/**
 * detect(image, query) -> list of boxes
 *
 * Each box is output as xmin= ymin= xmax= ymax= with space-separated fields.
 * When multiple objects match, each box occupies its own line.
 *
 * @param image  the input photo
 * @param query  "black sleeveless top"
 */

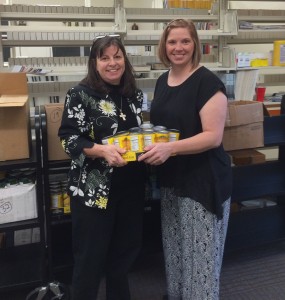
xmin=150 ymin=66 xmax=232 ymax=219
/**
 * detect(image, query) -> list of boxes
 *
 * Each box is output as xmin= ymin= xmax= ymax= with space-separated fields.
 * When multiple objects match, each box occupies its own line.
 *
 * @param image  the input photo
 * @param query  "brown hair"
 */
xmin=81 ymin=36 xmax=136 ymax=98
xmin=158 ymin=19 xmax=201 ymax=69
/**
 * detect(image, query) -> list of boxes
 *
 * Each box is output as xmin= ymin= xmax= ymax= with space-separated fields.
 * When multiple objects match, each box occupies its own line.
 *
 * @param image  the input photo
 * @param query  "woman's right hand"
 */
xmin=84 ymin=144 xmax=127 ymax=167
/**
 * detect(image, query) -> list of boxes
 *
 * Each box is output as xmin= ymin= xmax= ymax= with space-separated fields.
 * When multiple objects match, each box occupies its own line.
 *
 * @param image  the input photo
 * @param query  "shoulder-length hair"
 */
xmin=158 ymin=19 xmax=201 ymax=69
xmin=81 ymin=36 xmax=136 ymax=98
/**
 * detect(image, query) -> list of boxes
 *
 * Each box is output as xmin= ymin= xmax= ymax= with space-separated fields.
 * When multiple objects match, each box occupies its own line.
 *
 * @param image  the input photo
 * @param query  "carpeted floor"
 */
xmin=220 ymin=240 xmax=285 ymax=300
xmin=2 ymin=240 xmax=285 ymax=300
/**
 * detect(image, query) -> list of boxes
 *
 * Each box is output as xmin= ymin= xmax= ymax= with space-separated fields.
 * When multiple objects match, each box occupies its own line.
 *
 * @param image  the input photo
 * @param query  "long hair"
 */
xmin=158 ymin=19 xmax=201 ymax=69
xmin=81 ymin=36 xmax=136 ymax=98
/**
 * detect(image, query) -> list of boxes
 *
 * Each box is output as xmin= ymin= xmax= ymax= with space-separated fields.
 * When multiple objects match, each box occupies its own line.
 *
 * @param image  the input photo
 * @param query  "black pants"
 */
xmin=71 ymin=180 xmax=145 ymax=300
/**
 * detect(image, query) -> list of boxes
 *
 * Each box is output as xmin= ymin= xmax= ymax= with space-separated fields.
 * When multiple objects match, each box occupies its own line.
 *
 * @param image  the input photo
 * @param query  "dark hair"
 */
xmin=81 ymin=36 xmax=136 ymax=98
xmin=158 ymin=19 xmax=201 ymax=69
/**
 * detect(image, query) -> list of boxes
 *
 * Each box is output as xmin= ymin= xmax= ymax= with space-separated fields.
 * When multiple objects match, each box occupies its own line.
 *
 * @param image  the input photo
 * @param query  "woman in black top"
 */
xmin=59 ymin=36 xmax=147 ymax=300
xmin=139 ymin=19 xmax=232 ymax=300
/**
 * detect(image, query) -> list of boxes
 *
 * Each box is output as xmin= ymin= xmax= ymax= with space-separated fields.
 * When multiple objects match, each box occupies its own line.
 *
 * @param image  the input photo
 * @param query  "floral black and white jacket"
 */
xmin=58 ymin=83 xmax=144 ymax=210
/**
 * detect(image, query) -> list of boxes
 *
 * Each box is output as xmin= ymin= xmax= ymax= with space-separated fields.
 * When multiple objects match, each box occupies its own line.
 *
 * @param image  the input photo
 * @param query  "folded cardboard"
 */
xmin=223 ymin=100 xmax=264 ymax=151
xmin=0 ymin=183 xmax=37 ymax=224
xmin=229 ymin=149 xmax=266 ymax=166
xmin=44 ymin=103 xmax=70 ymax=161
xmin=0 ymin=73 xmax=30 ymax=161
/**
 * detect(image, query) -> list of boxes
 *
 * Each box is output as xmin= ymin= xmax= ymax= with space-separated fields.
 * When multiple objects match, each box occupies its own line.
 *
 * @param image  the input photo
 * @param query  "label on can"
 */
xmin=155 ymin=130 xmax=169 ymax=143
xmin=116 ymin=135 xmax=130 ymax=151
xmin=113 ymin=131 xmax=129 ymax=147
xmin=50 ymin=191 xmax=63 ymax=209
xmin=143 ymin=129 xmax=155 ymax=147
xmin=102 ymin=135 xmax=114 ymax=145
xmin=168 ymin=129 xmax=180 ymax=142
xmin=129 ymin=133 xmax=143 ymax=152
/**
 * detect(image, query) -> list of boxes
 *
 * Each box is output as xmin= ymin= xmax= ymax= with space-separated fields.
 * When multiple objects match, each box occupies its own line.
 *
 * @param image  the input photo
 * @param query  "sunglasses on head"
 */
xmin=94 ymin=34 xmax=121 ymax=41
xmin=166 ymin=19 xmax=186 ymax=27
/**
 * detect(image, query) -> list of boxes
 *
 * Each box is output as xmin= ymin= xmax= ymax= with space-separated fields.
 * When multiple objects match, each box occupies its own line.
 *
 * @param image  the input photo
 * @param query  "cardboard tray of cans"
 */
xmin=102 ymin=123 xmax=180 ymax=161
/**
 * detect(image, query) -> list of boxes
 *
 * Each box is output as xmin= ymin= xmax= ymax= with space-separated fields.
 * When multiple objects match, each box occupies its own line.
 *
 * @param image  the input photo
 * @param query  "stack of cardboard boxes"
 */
xmin=0 ymin=73 xmax=37 ymax=225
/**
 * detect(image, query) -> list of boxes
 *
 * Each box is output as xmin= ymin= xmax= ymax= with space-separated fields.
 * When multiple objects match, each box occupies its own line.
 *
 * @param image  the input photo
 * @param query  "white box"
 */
xmin=0 ymin=183 xmax=37 ymax=224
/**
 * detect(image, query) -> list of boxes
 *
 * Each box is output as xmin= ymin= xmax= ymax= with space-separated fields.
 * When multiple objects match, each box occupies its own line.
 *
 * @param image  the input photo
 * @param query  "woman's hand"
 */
xmin=84 ymin=144 xmax=127 ymax=167
xmin=138 ymin=143 xmax=174 ymax=165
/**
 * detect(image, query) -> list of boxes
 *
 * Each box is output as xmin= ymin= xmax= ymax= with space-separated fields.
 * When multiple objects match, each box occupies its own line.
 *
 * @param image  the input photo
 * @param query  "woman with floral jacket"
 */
xmin=58 ymin=36 xmax=147 ymax=300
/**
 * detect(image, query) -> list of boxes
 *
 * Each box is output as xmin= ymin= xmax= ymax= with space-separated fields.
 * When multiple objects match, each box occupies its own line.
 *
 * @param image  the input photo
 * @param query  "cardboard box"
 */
xmin=223 ymin=100 xmax=264 ymax=151
xmin=229 ymin=149 xmax=266 ymax=166
xmin=0 ymin=183 xmax=37 ymax=224
xmin=0 ymin=73 xmax=30 ymax=161
xmin=44 ymin=104 xmax=69 ymax=161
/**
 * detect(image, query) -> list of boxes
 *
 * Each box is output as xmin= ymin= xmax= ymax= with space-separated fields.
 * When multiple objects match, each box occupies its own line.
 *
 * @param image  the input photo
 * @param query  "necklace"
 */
xmin=109 ymin=95 xmax=126 ymax=121
xmin=117 ymin=97 xmax=126 ymax=121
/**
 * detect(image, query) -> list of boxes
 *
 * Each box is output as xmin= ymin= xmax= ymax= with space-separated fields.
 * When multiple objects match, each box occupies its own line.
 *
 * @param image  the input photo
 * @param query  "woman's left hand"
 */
xmin=138 ymin=143 xmax=173 ymax=165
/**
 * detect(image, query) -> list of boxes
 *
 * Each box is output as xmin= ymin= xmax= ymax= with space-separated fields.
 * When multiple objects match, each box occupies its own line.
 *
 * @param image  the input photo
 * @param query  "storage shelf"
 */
xmin=126 ymin=14 xmax=218 ymax=22
xmin=0 ymin=141 xmax=37 ymax=171
xmin=231 ymin=115 xmax=285 ymax=203
xmin=0 ymin=219 xmax=40 ymax=232
xmin=2 ymin=40 xmax=95 ymax=47
xmin=0 ymin=243 xmax=44 ymax=291
xmin=126 ymin=29 xmax=235 ymax=38
xmin=238 ymin=29 xmax=285 ymax=34
xmin=1 ymin=25 xmax=122 ymax=33
xmin=227 ymin=38 xmax=283 ymax=44
xmin=253 ymin=67 xmax=285 ymax=75
xmin=0 ymin=106 xmax=46 ymax=292
xmin=0 ymin=12 xmax=115 ymax=22
xmin=264 ymin=115 xmax=285 ymax=147
xmin=232 ymin=160 xmax=285 ymax=202
xmin=238 ymin=15 xmax=285 ymax=22
xmin=51 ymin=213 xmax=71 ymax=226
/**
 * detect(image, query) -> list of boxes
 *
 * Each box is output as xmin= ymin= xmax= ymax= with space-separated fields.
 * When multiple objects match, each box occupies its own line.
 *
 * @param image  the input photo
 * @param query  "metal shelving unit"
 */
xmin=226 ymin=106 xmax=285 ymax=252
xmin=39 ymin=105 xmax=73 ymax=282
xmin=0 ymin=106 xmax=47 ymax=292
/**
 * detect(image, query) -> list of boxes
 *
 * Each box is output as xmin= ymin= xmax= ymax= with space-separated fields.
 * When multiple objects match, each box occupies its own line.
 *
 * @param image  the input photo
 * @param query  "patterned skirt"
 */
xmin=160 ymin=187 xmax=231 ymax=300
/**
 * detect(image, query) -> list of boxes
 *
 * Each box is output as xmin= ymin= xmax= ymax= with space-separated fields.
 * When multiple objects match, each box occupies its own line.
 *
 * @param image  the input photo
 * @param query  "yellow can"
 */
xmin=129 ymin=132 xmax=144 ymax=152
xmin=143 ymin=129 xmax=156 ymax=147
xmin=155 ymin=130 xmax=169 ymax=143
xmin=116 ymin=135 xmax=131 ymax=151
xmin=168 ymin=129 xmax=180 ymax=142
xmin=140 ymin=122 xmax=154 ymax=130
xmin=153 ymin=125 xmax=166 ymax=131
xmin=113 ymin=131 xmax=129 ymax=148
xmin=50 ymin=189 xmax=63 ymax=209
xmin=62 ymin=192 xmax=71 ymax=214
xmin=272 ymin=40 xmax=285 ymax=66
xmin=102 ymin=135 xmax=114 ymax=145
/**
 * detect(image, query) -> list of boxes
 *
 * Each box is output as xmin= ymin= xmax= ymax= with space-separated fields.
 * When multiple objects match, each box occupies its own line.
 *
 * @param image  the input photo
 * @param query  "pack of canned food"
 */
xmin=49 ymin=178 xmax=70 ymax=215
xmin=102 ymin=123 xmax=180 ymax=161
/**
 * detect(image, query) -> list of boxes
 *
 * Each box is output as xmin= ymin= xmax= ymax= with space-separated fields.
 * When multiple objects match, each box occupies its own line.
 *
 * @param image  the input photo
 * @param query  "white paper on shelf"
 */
xmin=235 ymin=69 xmax=259 ymax=100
